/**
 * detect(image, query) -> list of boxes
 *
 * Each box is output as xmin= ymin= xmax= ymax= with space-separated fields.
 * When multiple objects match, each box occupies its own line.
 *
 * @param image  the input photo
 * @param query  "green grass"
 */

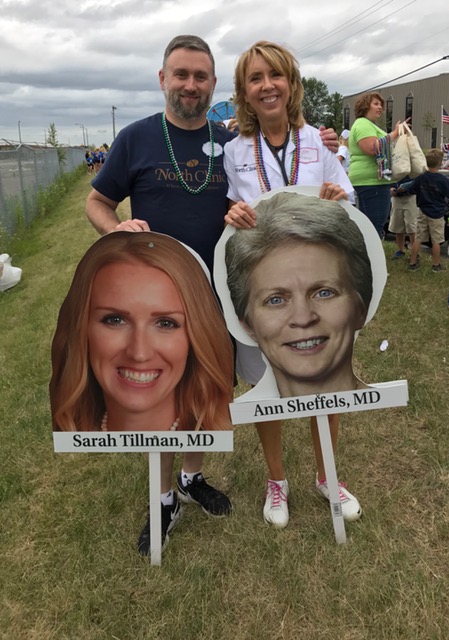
xmin=1 ymin=177 xmax=449 ymax=639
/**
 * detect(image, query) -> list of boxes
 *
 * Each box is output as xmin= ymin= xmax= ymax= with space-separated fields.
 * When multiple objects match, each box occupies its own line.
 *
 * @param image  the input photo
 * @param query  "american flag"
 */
xmin=443 ymin=107 xmax=449 ymax=125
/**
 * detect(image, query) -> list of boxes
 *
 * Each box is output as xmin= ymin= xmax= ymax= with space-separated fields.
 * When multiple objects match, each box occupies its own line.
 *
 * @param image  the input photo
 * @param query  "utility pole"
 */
xmin=75 ymin=123 xmax=86 ymax=146
xmin=112 ymin=106 xmax=117 ymax=140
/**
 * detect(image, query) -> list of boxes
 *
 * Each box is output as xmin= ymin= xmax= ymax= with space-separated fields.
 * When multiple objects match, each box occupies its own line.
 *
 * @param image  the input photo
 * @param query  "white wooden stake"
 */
xmin=316 ymin=415 xmax=346 ymax=544
xmin=148 ymin=452 xmax=162 ymax=565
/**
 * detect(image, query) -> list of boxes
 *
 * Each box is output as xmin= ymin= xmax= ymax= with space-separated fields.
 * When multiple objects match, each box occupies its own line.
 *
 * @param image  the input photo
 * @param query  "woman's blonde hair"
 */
xmin=50 ymin=232 xmax=234 ymax=432
xmin=234 ymin=41 xmax=305 ymax=136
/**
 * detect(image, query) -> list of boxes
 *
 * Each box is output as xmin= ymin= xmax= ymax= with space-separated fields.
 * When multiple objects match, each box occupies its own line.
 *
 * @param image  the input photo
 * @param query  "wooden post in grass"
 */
xmin=148 ymin=453 xmax=162 ymax=564
xmin=230 ymin=381 xmax=408 ymax=544
xmin=316 ymin=415 xmax=345 ymax=543
xmin=53 ymin=431 xmax=233 ymax=565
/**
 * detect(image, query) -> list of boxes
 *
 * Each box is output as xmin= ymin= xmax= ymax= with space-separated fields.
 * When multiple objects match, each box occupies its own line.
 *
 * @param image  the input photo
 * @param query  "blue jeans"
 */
xmin=355 ymin=185 xmax=391 ymax=239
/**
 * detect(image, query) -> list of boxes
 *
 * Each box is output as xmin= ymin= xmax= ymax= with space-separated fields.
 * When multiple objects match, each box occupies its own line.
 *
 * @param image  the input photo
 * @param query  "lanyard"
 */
xmin=262 ymin=129 xmax=290 ymax=186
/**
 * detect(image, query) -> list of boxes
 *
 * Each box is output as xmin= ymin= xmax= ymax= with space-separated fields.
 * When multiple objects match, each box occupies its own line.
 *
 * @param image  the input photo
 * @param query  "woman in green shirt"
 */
xmin=349 ymin=92 xmax=402 ymax=238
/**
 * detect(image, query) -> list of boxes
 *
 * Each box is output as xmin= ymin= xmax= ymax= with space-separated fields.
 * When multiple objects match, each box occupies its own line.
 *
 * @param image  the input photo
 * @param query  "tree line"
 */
xmin=301 ymin=77 xmax=343 ymax=133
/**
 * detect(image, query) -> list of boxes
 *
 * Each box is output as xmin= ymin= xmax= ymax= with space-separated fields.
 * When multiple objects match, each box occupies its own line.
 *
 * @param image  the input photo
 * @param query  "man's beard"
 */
xmin=164 ymin=87 xmax=212 ymax=121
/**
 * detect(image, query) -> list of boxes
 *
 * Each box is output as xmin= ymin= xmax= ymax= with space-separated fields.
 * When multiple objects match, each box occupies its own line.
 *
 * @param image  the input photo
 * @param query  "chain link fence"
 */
xmin=0 ymin=143 xmax=85 ymax=239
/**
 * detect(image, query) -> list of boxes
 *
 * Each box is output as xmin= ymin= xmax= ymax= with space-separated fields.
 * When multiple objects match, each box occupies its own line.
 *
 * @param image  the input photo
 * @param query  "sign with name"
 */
xmin=53 ymin=430 xmax=233 ymax=453
xmin=230 ymin=381 xmax=408 ymax=425
xmin=53 ymin=431 xmax=233 ymax=566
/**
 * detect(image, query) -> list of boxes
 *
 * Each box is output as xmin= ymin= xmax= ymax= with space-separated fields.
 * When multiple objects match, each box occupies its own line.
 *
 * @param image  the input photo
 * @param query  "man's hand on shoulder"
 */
xmin=319 ymin=125 xmax=338 ymax=154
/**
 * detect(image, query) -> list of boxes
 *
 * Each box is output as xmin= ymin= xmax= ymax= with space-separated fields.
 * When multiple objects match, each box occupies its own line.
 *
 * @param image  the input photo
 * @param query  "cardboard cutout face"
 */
xmin=241 ymin=242 xmax=367 ymax=397
xmin=87 ymin=261 xmax=190 ymax=431
xmin=50 ymin=231 xmax=234 ymax=432
xmin=214 ymin=186 xmax=387 ymax=401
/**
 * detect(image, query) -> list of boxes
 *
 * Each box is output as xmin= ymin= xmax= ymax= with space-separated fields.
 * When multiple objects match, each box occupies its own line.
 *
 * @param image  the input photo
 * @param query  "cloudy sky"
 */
xmin=1 ymin=0 xmax=448 ymax=147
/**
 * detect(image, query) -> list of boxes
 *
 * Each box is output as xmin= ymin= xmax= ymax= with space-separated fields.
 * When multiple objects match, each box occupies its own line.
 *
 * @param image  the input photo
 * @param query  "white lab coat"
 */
xmin=224 ymin=124 xmax=354 ymax=204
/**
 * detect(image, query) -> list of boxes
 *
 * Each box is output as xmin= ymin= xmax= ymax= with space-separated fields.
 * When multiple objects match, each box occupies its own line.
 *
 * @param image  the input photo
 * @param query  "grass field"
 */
xmin=1 ymin=173 xmax=449 ymax=639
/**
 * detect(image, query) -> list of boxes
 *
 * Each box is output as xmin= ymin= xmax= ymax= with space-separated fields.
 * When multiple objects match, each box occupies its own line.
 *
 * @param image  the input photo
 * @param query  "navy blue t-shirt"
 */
xmin=92 ymin=113 xmax=236 ymax=272
xmin=402 ymin=171 xmax=449 ymax=219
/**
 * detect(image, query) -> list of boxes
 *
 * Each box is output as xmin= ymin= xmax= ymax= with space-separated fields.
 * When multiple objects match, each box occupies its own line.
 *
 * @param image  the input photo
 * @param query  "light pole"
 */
xmin=112 ymin=106 xmax=117 ymax=140
xmin=75 ymin=123 xmax=86 ymax=146
xmin=18 ymin=121 xmax=22 ymax=143
xmin=85 ymin=126 xmax=89 ymax=147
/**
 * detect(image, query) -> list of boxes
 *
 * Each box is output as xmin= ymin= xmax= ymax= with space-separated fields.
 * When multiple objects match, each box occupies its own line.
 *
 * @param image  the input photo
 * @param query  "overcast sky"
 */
xmin=1 ymin=0 xmax=448 ymax=147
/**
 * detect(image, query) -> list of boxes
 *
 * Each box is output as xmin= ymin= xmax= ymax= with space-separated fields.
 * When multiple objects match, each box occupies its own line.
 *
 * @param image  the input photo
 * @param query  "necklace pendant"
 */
xmin=162 ymin=113 xmax=215 ymax=195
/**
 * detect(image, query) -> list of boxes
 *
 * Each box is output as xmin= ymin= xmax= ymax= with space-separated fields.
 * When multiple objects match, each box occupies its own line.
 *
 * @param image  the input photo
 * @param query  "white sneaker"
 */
xmin=0 ymin=254 xmax=22 ymax=292
xmin=263 ymin=479 xmax=289 ymax=529
xmin=315 ymin=476 xmax=362 ymax=522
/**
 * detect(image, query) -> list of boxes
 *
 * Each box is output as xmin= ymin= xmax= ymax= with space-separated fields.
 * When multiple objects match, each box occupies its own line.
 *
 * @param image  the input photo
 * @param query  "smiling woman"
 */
xmin=87 ymin=261 xmax=190 ymax=431
xmin=242 ymin=243 xmax=367 ymax=397
xmin=219 ymin=190 xmax=377 ymax=526
xmin=223 ymin=39 xmax=353 ymax=220
xmin=225 ymin=192 xmax=373 ymax=396
xmin=49 ymin=230 xmax=234 ymax=556
xmin=50 ymin=231 xmax=233 ymax=433
xmin=220 ymin=40 xmax=359 ymax=529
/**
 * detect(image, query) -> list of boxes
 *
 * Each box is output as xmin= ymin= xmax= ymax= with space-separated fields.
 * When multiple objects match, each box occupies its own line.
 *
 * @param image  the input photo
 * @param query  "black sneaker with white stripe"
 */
xmin=177 ymin=472 xmax=232 ymax=517
xmin=137 ymin=492 xmax=182 ymax=556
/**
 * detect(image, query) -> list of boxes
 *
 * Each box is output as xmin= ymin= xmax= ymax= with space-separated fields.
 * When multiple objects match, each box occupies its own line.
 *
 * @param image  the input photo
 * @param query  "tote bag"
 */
xmin=403 ymin=122 xmax=427 ymax=177
xmin=391 ymin=124 xmax=411 ymax=181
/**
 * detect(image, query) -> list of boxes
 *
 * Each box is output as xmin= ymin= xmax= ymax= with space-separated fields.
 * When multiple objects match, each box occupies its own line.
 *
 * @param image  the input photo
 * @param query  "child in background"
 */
xmin=337 ymin=130 xmax=351 ymax=174
xmin=337 ymin=130 xmax=355 ymax=204
xmin=398 ymin=149 xmax=449 ymax=272
xmin=389 ymin=176 xmax=418 ymax=259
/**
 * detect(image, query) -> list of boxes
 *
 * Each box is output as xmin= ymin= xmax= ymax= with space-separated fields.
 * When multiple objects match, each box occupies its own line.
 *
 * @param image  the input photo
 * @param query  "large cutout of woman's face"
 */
xmin=214 ymin=186 xmax=387 ymax=400
xmin=50 ymin=230 xmax=235 ymax=433
xmin=242 ymin=242 xmax=367 ymax=397
xmin=88 ymin=261 xmax=189 ymax=429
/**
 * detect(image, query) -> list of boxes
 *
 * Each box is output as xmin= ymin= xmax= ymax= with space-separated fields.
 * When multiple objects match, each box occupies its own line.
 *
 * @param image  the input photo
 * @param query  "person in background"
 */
xmin=337 ymin=129 xmax=351 ymax=174
xmin=92 ymin=148 xmax=101 ymax=174
xmin=398 ymin=149 xmax=449 ymax=272
xmin=389 ymin=176 xmax=418 ymax=259
xmin=85 ymin=151 xmax=94 ymax=174
xmin=98 ymin=146 xmax=107 ymax=168
xmin=348 ymin=92 xmax=406 ymax=238
xmin=227 ymin=118 xmax=239 ymax=133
